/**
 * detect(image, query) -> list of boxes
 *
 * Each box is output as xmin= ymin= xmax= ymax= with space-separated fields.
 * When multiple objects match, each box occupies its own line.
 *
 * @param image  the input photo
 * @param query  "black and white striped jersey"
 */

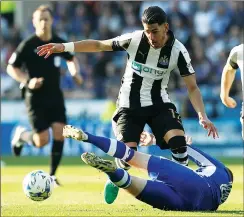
xmin=112 ymin=30 xmax=195 ymax=108
xmin=227 ymin=44 xmax=244 ymax=138
xmin=227 ymin=44 xmax=243 ymax=101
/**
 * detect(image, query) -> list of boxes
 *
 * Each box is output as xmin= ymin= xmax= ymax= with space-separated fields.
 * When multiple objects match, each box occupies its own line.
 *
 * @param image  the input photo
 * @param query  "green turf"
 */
xmin=1 ymin=156 xmax=243 ymax=165
xmin=1 ymin=157 xmax=243 ymax=216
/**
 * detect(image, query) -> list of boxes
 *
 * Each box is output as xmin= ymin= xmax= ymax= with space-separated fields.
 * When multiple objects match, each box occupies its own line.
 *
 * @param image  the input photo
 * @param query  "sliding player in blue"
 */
xmin=63 ymin=125 xmax=233 ymax=211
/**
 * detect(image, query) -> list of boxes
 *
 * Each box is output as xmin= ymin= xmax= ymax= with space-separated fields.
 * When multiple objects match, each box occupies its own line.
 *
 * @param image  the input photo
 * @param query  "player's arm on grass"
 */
xmin=139 ymin=132 xmax=213 ymax=168
xmin=139 ymin=131 xmax=192 ymax=146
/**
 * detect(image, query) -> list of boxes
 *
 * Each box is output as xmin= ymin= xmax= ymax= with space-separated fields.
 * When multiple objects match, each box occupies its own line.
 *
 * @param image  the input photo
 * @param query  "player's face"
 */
xmin=33 ymin=10 xmax=53 ymax=33
xmin=143 ymin=22 xmax=169 ymax=49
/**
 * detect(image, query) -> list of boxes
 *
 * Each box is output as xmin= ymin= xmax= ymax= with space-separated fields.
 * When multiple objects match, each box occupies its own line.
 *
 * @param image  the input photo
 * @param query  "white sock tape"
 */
xmin=62 ymin=42 xmax=74 ymax=52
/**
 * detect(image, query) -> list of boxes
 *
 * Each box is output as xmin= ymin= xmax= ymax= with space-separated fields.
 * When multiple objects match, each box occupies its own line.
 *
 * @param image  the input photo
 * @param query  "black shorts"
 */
xmin=112 ymin=103 xmax=184 ymax=149
xmin=27 ymin=102 xmax=66 ymax=133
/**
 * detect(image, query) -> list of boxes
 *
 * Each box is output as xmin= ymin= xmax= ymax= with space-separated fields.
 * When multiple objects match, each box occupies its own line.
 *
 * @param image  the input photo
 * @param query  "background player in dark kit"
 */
xmin=7 ymin=5 xmax=83 ymax=185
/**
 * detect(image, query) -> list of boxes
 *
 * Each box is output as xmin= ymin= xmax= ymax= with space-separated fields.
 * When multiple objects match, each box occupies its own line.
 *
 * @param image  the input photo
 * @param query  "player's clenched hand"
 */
xmin=220 ymin=96 xmax=237 ymax=108
xmin=37 ymin=43 xmax=65 ymax=59
xmin=28 ymin=77 xmax=44 ymax=89
xmin=199 ymin=116 xmax=219 ymax=139
xmin=139 ymin=131 xmax=155 ymax=146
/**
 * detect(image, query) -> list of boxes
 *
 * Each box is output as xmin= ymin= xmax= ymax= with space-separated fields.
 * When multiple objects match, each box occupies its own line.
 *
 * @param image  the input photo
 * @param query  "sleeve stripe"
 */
xmin=187 ymin=146 xmax=214 ymax=167
xmin=112 ymin=39 xmax=132 ymax=51
xmin=177 ymin=51 xmax=194 ymax=76
xmin=112 ymin=41 xmax=125 ymax=51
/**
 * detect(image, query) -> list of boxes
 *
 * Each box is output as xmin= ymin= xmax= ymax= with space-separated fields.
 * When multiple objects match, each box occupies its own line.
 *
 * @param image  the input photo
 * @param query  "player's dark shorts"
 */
xmin=26 ymin=96 xmax=66 ymax=133
xmin=112 ymin=103 xmax=184 ymax=149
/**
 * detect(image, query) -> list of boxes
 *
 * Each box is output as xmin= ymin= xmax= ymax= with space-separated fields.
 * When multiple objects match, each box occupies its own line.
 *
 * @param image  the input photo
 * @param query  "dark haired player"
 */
xmin=37 ymin=6 xmax=218 ymax=201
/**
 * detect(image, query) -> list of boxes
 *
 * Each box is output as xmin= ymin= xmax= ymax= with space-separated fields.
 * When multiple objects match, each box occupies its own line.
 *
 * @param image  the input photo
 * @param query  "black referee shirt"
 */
xmin=9 ymin=34 xmax=74 ymax=98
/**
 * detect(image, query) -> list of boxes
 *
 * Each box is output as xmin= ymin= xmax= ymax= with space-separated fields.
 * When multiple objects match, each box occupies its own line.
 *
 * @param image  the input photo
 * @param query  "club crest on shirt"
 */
xmin=158 ymin=55 xmax=169 ymax=66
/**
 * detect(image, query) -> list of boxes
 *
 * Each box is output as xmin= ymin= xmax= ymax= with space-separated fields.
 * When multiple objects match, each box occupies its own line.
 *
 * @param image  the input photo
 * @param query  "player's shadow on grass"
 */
xmin=202 ymin=210 xmax=244 ymax=215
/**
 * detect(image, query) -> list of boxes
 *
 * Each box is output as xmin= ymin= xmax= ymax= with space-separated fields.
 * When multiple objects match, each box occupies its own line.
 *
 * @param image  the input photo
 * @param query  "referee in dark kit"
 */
xmin=7 ymin=5 xmax=82 ymax=186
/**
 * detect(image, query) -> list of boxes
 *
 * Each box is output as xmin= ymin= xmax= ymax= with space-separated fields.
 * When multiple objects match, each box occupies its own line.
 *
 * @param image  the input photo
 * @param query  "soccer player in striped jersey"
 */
xmin=220 ymin=44 xmax=244 ymax=140
xmin=37 ymin=6 xmax=218 ymax=204
xmin=63 ymin=125 xmax=233 ymax=211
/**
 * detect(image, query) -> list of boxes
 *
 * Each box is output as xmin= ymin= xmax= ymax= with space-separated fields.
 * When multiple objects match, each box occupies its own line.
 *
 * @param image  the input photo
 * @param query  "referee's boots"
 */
xmin=11 ymin=126 xmax=26 ymax=156
xmin=51 ymin=175 xmax=62 ymax=187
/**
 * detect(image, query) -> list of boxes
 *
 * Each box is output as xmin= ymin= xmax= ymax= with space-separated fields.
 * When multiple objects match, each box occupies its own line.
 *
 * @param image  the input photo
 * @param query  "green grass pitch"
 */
xmin=1 ymin=156 xmax=243 ymax=216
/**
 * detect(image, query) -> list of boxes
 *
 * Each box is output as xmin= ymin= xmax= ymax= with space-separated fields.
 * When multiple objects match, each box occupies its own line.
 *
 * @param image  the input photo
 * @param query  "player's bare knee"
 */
xmin=52 ymin=123 xmax=65 ymax=141
xmin=127 ymin=151 xmax=150 ymax=170
xmin=33 ymin=136 xmax=49 ymax=147
xmin=33 ymin=132 xmax=49 ymax=147
xmin=125 ymin=176 xmax=147 ymax=197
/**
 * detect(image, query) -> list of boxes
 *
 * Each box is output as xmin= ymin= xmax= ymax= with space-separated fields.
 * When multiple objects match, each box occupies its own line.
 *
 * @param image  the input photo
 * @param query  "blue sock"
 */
xmin=106 ymin=168 xmax=131 ymax=188
xmin=85 ymin=132 xmax=135 ymax=162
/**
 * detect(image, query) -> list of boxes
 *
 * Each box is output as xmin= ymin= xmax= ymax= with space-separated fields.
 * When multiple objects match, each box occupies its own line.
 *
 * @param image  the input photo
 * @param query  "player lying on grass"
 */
xmin=63 ymin=125 xmax=233 ymax=211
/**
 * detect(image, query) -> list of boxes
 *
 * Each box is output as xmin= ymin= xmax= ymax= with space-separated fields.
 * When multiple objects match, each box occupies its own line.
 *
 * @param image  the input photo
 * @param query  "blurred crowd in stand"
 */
xmin=1 ymin=1 xmax=243 ymax=118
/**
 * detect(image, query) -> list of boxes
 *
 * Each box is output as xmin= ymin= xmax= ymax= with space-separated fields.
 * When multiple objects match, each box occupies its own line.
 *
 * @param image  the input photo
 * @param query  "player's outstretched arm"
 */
xmin=37 ymin=39 xmax=113 ymax=59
